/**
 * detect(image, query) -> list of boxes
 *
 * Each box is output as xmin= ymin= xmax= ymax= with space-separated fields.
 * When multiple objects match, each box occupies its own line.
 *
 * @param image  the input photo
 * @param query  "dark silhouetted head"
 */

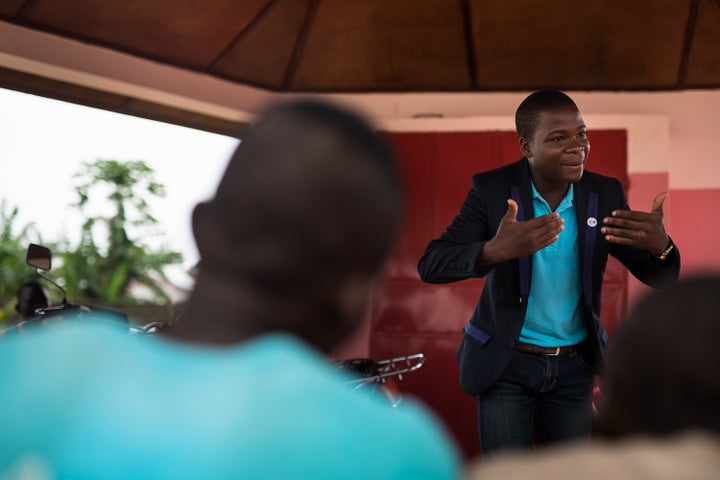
xmin=595 ymin=274 xmax=720 ymax=438
xmin=190 ymin=99 xmax=402 ymax=351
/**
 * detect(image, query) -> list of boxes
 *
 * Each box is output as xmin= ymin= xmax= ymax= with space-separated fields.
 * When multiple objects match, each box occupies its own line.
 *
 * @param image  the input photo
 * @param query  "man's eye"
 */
xmin=551 ymin=137 xmax=564 ymax=142
xmin=578 ymin=131 xmax=588 ymax=138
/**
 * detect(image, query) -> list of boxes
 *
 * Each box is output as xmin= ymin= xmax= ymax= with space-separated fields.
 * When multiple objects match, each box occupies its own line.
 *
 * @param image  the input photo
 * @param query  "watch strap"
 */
xmin=657 ymin=242 xmax=675 ymax=261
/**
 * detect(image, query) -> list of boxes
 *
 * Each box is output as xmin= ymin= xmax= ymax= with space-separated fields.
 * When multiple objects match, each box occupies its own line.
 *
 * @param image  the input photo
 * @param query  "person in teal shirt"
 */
xmin=0 ymin=99 xmax=460 ymax=479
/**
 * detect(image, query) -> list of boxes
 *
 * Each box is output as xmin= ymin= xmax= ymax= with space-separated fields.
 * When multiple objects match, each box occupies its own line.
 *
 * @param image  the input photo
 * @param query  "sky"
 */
xmin=0 ymin=87 xmax=240 ymax=289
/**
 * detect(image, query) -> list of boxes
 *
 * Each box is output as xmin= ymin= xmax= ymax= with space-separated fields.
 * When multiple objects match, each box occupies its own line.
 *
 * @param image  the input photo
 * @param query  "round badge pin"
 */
xmin=587 ymin=217 xmax=598 ymax=227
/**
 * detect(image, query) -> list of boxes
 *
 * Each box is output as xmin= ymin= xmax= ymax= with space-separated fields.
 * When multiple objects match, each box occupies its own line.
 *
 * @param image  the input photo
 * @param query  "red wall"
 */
xmin=368 ymin=130 xmax=628 ymax=458
xmin=667 ymin=188 xmax=720 ymax=275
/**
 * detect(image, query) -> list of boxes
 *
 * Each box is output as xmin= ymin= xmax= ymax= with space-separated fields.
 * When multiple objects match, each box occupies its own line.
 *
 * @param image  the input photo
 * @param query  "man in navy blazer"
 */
xmin=418 ymin=90 xmax=680 ymax=453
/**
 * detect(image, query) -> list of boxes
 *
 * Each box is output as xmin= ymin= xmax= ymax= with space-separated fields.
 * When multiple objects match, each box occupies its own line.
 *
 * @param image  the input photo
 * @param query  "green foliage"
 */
xmin=0 ymin=200 xmax=46 ymax=323
xmin=58 ymin=159 xmax=182 ymax=304
xmin=0 ymin=160 xmax=182 ymax=316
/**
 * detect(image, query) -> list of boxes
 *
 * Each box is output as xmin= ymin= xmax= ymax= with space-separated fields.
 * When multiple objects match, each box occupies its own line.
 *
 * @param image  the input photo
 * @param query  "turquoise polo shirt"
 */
xmin=0 ymin=324 xmax=460 ymax=479
xmin=519 ymin=182 xmax=587 ymax=347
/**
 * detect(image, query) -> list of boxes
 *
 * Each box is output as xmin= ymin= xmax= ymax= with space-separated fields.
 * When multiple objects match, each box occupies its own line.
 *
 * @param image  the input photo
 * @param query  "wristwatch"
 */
xmin=656 ymin=242 xmax=675 ymax=261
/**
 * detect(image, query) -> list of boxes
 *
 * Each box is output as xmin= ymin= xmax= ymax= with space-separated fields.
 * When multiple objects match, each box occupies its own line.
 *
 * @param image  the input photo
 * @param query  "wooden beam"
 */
xmin=0 ymin=66 xmax=246 ymax=138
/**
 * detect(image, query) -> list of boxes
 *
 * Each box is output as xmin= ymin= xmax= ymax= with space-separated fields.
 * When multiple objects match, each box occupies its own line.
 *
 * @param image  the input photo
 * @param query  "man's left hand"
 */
xmin=601 ymin=192 xmax=670 ymax=256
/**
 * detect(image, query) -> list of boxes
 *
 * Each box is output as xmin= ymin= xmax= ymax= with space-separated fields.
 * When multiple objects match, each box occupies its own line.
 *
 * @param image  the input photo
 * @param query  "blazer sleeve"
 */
xmin=417 ymin=181 xmax=495 ymax=284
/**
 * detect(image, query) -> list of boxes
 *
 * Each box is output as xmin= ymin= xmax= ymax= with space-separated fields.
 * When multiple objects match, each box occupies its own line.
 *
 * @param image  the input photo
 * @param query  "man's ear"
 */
xmin=519 ymin=137 xmax=532 ymax=158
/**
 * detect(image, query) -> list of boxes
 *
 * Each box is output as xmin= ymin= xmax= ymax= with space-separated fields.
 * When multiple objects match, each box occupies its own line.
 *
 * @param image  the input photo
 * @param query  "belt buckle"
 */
xmin=547 ymin=347 xmax=561 ymax=356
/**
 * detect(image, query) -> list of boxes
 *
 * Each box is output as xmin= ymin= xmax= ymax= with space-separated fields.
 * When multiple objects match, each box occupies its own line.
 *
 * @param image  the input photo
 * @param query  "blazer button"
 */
xmin=519 ymin=297 xmax=523 ymax=305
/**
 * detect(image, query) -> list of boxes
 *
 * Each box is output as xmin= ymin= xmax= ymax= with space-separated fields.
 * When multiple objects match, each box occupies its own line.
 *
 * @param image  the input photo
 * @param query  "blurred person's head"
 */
xmin=179 ymin=99 xmax=402 ymax=352
xmin=595 ymin=274 xmax=720 ymax=438
xmin=15 ymin=281 xmax=48 ymax=319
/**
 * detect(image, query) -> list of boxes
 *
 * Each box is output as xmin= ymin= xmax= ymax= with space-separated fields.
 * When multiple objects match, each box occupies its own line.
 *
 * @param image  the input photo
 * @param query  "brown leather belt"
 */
xmin=516 ymin=342 xmax=576 ymax=356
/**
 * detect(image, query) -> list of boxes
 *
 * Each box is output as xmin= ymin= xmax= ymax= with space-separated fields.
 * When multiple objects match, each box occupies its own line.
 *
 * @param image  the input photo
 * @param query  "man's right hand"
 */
xmin=478 ymin=199 xmax=563 ymax=267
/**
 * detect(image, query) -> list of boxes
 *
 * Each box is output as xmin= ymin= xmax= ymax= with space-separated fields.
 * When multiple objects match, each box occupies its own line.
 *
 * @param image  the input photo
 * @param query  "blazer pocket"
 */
xmin=456 ymin=322 xmax=494 ymax=396
xmin=462 ymin=321 xmax=491 ymax=346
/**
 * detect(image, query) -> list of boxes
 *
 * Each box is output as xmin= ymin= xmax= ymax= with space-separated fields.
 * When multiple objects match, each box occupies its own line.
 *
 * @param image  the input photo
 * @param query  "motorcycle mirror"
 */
xmin=26 ymin=243 xmax=52 ymax=271
xmin=26 ymin=243 xmax=68 ymax=306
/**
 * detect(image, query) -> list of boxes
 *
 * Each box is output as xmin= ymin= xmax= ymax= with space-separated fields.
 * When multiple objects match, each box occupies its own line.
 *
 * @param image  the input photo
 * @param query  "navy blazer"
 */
xmin=418 ymin=158 xmax=680 ymax=396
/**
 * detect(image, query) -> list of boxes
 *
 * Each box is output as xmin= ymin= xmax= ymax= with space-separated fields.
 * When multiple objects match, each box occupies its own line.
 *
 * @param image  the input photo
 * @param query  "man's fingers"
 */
xmin=503 ymin=199 xmax=518 ymax=222
xmin=651 ymin=192 xmax=667 ymax=214
xmin=602 ymin=226 xmax=642 ymax=241
xmin=533 ymin=215 xmax=564 ymax=244
xmin=531 ymin=211 xmax=561 ymax=225
xmin=608 ymin=192 xmax=667 ymax=220
xmin=604 ymin=234 xmax=635 ymax=246
xmin=538 ymin=229 xmax=562 ymax=246
xmin=603 ymin=215 xmax=642 ymax=229
xmin=523 ymin=212 xmax=563 ymax=237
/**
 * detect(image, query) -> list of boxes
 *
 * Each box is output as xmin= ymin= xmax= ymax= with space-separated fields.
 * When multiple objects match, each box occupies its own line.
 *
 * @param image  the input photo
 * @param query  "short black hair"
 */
xmin=515 ymin=90 xmax=579 ymax=139
xmin=595 ymin=274 xmax=720 ymax=438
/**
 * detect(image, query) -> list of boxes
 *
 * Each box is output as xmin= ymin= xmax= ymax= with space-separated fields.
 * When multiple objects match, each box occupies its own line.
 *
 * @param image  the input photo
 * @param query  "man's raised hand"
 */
xmin=480 ymin=199 xmax=564 ymax=266
xmin=601 ymin=192 xmax=670 ymax=256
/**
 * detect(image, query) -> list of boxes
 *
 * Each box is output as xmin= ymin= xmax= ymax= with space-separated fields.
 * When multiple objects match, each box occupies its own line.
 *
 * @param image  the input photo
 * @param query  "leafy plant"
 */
xmin=58 ymin=159 xmax=182 ymax=304
xmin=0 ymin=199 xmax=49 ymax=323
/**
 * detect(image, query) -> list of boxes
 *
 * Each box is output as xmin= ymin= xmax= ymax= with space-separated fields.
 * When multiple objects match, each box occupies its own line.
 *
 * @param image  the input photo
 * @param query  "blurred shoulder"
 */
xmin=466 ymin=432 xmax=720 ymax=480
xmin=471 ymin=159 xmax=525 ymax=190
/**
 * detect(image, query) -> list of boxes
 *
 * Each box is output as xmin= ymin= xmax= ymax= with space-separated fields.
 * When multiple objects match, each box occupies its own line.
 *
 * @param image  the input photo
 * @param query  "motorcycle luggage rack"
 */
xmin=338 ymin=353 xmax=425 ymax=388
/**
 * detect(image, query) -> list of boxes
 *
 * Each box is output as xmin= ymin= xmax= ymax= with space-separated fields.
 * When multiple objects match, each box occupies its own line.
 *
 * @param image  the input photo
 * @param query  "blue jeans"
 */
xmin=477 ymin=344 xmax=594 ymax=454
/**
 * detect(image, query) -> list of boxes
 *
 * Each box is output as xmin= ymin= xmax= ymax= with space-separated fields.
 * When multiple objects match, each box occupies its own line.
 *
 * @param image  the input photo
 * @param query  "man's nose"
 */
xmin=568 ymin=138 xmax=589 ymax=152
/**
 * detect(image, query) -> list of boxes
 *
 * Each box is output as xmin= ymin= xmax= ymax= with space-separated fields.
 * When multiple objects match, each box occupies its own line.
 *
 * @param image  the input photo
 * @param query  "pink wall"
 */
xmin=626 ymin=173 xmax=671 ymax=305
xmin=668 ymin=189 xmax=720 ymax=274
xmin=627 ymin=174 xmax=720 ymax=307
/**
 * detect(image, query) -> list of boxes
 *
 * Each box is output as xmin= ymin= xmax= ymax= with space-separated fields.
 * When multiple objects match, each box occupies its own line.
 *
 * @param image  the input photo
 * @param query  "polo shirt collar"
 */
xmin=530 ymin=182 xmax=575 ymax=213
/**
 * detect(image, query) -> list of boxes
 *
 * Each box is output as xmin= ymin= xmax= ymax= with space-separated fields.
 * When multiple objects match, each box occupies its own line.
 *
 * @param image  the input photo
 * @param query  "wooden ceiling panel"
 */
xmin=1 ymin=0 xmax=718 ymax=104
xmin=471 ymin=0 xmax=690 ymax=90
xmin=0 ymin=0 xmax=25 ymax=17
xmin=21 ymin=0 xmax=270 ymax=70
xmin=684 ymin=0 xmax=720 ymax=87
xmin=292 ymin=1 xmax=391 ymax=91
xmin=210 ymin=0 xmax=311 ymax=90
xmin=471 ymin=2 xmax=595 ymax=89
xmin=292 ymin=0 xmax=471 ymax=91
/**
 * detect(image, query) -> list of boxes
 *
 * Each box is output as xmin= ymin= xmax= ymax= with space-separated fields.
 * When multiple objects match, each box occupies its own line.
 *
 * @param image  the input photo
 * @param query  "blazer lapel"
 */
xmin=510 ymin=158 xmax=535 ymax=299
xmin=513 ymin=158 xmax=534 ymax=221
xmin=574 ymin=178 xmax=599 ymax=307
